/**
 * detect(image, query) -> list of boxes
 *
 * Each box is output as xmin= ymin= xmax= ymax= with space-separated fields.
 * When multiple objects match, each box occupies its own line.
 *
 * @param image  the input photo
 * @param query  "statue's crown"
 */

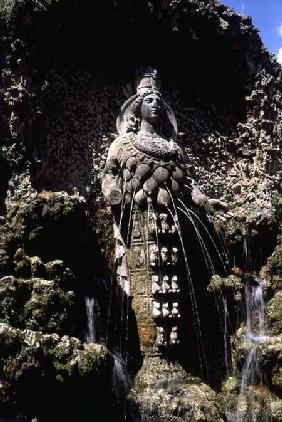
xmin=136 ymin=67 xmax=160 ymax=95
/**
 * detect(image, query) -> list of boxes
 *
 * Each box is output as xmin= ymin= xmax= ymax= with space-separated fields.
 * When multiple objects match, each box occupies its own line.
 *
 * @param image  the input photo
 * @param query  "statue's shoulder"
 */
xmin=108 ymin=133 xmax=135 ymax=159
xmin=110 ymin=133 xmax=135 ymax=147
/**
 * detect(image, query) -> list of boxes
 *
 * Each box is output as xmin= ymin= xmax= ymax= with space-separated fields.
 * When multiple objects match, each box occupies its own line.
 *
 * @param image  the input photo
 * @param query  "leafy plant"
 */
xmin=0 ymin=0 xmax=14 ymax=20
xmin=271 ymin=192 xmax=282 ymax=220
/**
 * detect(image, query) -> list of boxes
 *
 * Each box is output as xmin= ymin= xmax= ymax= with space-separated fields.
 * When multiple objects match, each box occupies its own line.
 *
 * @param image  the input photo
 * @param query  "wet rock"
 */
xmin=30 ymin=256 xmax=46 ymax=278
xmin=0 ymin=0 xmax=281 ymax=420
xmin=133 ymin=357 xmax=224 ymax=422
xmin=23 ymin=278 xmax=75 ymax=335
xmin=172 ymin=167 xmax=184 ymax=182
xmin=266 ymin=292 xmax=282 ymax=336
xmin=0 ymin=323 xmax=115 ymax=420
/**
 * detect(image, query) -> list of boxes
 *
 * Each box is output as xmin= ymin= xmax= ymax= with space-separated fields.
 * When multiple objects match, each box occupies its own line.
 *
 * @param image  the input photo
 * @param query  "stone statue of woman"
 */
xmin=102 ymin=68 xmax=225 ymax=211
xmin=102 ymin=69 xmax=227 ymax=353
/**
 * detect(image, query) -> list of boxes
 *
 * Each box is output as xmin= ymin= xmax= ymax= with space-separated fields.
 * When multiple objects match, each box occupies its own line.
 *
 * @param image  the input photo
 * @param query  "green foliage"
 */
xmin=94 ymin=198 xmax=115 ymax=266
xmin=0 ymin=0 xmax=14 ymax=20
xmin=271 ymin=192 xmax=282 ymax=220
xmin=0 ymin=144 xmax=24 ymax=170
xmin=24 ymin=282 xmax=76 ymax=334
xmin=0 ymin=324 xmax=113 ymax=384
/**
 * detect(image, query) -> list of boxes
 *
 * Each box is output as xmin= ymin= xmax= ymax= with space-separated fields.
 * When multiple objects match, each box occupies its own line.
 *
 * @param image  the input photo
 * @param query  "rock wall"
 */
xmin=0 ymin=0 xmax=281 ymax=421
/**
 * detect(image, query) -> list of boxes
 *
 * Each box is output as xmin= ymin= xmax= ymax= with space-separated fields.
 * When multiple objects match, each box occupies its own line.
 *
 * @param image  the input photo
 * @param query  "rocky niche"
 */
xmin=0 ymin=0 xmax=281 ymax=421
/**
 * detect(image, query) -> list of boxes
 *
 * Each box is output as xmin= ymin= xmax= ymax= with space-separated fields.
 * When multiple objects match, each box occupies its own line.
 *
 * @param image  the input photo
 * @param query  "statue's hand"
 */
xmin=107 ymin=188 xmax=123 ymax=205
xmin=191 ymin=187 xmax=208 ymax=208
xmin=101 ymin=174 xmax=122 ymax=205
xmin=205 ymin=198 xmax=228 ymax=213
xmin=191 ymin=187 xmax=228 ymax=213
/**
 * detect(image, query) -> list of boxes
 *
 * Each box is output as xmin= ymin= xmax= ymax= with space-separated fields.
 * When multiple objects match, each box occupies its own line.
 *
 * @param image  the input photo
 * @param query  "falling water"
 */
xmin=165 ymin=188 xmax=207 ymax=378
xmin=126 ymin=190 xmax=136 ymax=246
xmin=178 ymin=197 xmax=228 ymax=273
xmin=245 ymin=280 xmax=266 ymax=339
xmin=85 ymin=295 xmax=96 ymax=344
xmin=177 ymin=204 xmax=215 ymax=275
xmin=118 ymin=182 xmax=127 ymax=231
xmin=231 ymin=277 xmax=269 ymax=422
xmin=239 ymin=279 xmax=266 ymax=392
xmin=178 ymin=196 xmax=232 ymax=376
xmin=112 ymin=354 xmax=130 ymax=403
xmin=223 ymin=295 xmax=232 ymax=376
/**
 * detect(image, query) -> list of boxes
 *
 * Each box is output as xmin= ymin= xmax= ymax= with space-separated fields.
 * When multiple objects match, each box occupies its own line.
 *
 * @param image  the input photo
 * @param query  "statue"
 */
xmin=102 ymin=68 xmax=227 ymax=353
xmin=162 ymin=275 xmax=170 ymax=293
xmin=102 ymin=68 xmax=184 ymax=208
xmin=152 ymin=275 xmax=161 ymax=294
xmin=170 ymin=326 xmax=179 ymax=345
xmin=171 ymin=275 xmax=180 ymax=293
xmin=102 ymin=69 xmax=226 ymax=212
xmin=152 ymin=300 xmax=162 ymax=318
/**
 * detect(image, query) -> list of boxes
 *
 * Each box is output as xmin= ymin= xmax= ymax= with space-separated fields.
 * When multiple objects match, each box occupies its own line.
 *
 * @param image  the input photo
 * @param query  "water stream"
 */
xmin=112 ymin=354 xmax=131 ymax=403
xmin=177 ymin=194 xmax=232 ymax=377
xmin=106 ymin=176 xmax=272 ymax=420
xmin=85 ymin=295 xmax=96 ymax=344
xmin=166 ymin=189 xmax=207 ymax=378
xmin=227 ymin=277 xmax=270 ymax=422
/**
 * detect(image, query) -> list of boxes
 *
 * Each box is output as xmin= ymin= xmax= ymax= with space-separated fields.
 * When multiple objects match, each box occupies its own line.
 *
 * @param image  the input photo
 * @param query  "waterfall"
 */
xmin=85 ymin=295 xmax=96 ymax=344
xmin=240 ymin=278 xmax=267 ymax=394
xmin=112 ymin=354 xmax=130 ymax=403
xmin=229 ymin=277 xmax=270 ymax=422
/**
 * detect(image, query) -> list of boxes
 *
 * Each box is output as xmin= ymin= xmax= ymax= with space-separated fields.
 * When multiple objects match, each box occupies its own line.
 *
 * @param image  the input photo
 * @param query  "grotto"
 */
xmin=0 ymin=0 xmax=281 ymax=421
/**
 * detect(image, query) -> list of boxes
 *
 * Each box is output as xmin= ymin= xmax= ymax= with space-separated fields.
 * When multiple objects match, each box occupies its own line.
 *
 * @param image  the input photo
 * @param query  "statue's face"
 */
xmin=141 ymin=93 xmax=163 ymax=123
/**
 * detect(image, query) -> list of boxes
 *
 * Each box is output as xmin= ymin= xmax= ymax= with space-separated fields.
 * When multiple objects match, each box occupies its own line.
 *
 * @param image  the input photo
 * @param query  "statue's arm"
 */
xmin=101 ymin=140 xmax=123 ymax=205
xmin=191 ymin=184 xmax=228 ymax=213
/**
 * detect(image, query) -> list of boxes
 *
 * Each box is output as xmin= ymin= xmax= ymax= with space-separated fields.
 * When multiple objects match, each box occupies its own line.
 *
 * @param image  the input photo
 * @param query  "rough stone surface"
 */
xmin=0 ymin=323 xmax=115 ymax=421
xmin=0 ymin=0 xmax=281 ymax=421
xmin=132 ymin=357 xmax=224 ymax=422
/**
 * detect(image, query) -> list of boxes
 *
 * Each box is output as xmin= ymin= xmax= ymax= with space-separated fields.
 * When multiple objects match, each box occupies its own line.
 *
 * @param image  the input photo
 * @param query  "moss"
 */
xmin=23 ymin=280 xmax=76 ymax=335
xmin=266 ymin=292 xmax=282 ymax=335
xmin=0 ymin=272 xmax=77 ymax=335
xmin=0 ymin=277 xmax=31 ymax=327
xmin=260 ymin=237 xmax=282 ymax=296
xmin=78 ymin=343 xmax=112 ymax=376
xmin=208 ymin=274 xmax=242 ymax=294
xmin=271 ymin=192 xmax=282 ymax=221
xmin=5 ymin=191 xmax=88 ymax=261
xmin=273 ymin=370 xmax=282 ymax=391
xmin=0 ymin=145 xmax=23 ymax=168
xmin=0 ymin=248 xmax=10 ymax=276
xmin=222 ymin=375 xmax=240 ymax=393
xmin=93 ymin=197 xmax=115 ymax=268
xmin=51 ymin=342 xmax=113 ymax=381
xmin=271 ymin=245 xmax=282 ymax=277
xmin=44 ymin=260 xmax=75 ymax=290
xmin=13 ymin=248 xmax=31 ymax=278
xmin=0 ymin=324 xmax=113 ymax=420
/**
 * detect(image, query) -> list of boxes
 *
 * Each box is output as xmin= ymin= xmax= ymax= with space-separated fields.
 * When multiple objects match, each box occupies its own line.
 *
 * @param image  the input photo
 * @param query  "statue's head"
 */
xmin=116 ymin=68 xmax=177 ymax=140
xmin=140 ymin=92 xmax=163 ymax=124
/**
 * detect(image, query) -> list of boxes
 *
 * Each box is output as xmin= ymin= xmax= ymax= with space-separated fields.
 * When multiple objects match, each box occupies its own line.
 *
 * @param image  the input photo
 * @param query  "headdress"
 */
xmin=116 ymin=67 xmax=177 ymax=140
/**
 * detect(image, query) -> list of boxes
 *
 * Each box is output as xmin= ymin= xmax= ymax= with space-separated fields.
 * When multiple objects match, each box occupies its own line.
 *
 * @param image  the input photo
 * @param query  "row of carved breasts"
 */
xmin=108 ymin=135 xmax=187 ymax=207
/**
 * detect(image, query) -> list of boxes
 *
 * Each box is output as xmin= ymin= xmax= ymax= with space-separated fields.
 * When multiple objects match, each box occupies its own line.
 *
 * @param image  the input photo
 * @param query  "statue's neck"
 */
xmin=140 ymin=120 xmax=162 ymax=136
